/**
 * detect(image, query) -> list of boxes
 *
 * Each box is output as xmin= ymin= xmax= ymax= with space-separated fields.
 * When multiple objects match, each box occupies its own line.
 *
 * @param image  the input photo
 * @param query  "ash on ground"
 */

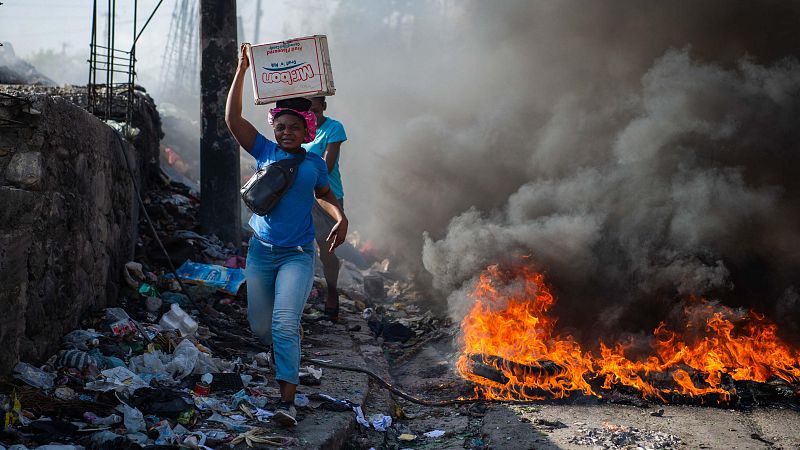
xmin=568 ymin=423 xmax=682 ymax=450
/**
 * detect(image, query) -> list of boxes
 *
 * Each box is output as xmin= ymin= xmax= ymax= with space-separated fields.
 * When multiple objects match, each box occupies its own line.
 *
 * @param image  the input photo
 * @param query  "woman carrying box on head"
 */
xmin=225 ymin=43 xmax=348 ymax=427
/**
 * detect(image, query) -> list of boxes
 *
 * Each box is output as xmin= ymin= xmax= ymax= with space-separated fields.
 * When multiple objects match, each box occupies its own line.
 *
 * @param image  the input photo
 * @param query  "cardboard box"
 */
xmin=247 ymin=35 xmax=335 ymax=105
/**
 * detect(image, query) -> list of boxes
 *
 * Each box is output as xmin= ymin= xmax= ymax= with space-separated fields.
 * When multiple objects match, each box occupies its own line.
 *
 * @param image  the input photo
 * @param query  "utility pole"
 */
xmin=253 ymin=0 xmax=262 ymax=43
xmin=200 ymin=0 xmax=241 ymax=245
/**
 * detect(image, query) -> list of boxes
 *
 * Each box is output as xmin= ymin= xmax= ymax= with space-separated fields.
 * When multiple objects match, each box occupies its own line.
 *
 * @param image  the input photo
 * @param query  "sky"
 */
xmin=0 ymin=0 xmax=295 ymax=90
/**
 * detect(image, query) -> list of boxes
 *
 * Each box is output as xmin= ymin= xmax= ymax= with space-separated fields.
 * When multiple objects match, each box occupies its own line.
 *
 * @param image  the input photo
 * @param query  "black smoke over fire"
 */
xmin=299 ymin=1 xmax=800 ymax=342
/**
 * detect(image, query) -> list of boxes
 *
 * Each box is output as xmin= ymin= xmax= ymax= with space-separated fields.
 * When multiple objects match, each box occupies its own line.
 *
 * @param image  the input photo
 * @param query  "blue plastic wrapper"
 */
xmin=170 ymin=260 xmax=246 ymax=295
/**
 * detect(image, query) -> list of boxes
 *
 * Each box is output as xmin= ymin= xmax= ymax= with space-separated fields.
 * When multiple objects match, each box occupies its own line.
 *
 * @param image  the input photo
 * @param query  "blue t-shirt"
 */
xmin=302 ymin=117 xmax=347 ymax=199
xmin=247 ymin=133 xmax=329 ymax=247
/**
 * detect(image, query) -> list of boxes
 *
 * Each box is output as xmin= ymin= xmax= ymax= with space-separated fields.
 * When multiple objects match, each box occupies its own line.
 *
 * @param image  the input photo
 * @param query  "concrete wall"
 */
xmin=0 ymin=87 xmax=162 ymax=375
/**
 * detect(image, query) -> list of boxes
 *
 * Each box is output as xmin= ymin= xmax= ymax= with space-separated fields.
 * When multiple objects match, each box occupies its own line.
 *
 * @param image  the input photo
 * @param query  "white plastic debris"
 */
xmin=84 ymin=367 xmax=148 ymax=395
xmin=121 ymin=404 xmax=146 ymax=433
xmin=299 ymin=365 xmax=322 ymax=380
xmin=370 ymin=414 xmax=392 ymax=432
xmin=354 ymin=405 xmax=369 ymax=428
xmin=166 ymin=339 xmax=199 ymax=380
xmin=424 ymin=430 xmax=445 ymax=438
xmin=294 ymin=394 xmax=309 ymax=407
xmin=12 ymin=362 xmax=56 ymax=390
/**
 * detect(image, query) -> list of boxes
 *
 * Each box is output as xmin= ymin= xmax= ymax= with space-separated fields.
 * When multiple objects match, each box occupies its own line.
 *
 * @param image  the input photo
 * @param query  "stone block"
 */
xmin=0 ymin=229 xmax=32 ymax=286
xmin=0 ymin=186 xmax=41 ymax=229
xmin=6 ymin=151 xmax=43 ymax=189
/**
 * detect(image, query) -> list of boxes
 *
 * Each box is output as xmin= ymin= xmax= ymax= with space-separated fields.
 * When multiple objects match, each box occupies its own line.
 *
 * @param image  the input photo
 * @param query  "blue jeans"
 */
xmin=246 ymin=236 xmax=315 ymax=385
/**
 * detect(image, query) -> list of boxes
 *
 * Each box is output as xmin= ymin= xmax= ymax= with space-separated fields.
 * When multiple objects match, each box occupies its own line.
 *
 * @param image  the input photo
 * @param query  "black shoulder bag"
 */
xmin=240 ymin=150 xmax=306 ymax=216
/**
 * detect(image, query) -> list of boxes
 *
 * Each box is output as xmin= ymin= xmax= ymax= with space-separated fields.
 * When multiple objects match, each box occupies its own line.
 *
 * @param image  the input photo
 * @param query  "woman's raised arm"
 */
xmin=225 ymin=43 xmax=258 ymax=151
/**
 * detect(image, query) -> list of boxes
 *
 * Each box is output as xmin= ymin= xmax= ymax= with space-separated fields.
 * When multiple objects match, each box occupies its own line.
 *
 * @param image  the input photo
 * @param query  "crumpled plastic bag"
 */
xmin=193 ymin=351 xmax=224 ymax=375
xmin=122 ymin=403 xmax=146 ymax=433
xmin=370 ymin=414 xmax=392 ymax=432
xmin=63 ymin=329 xmax=102 ymax=351
xmin=84 ymin=367 xmax=149 ymax=395
xmin=207 ymin=413 xmax=251 ymax=432
xmin=12 ymin=362 xmax=55 ymax=390
xmin=154 ymin=421 xmax=176 ymax=445
xmin=128 ymin=350 xmax=172 ymax=384
xmin=166 ymin=339 xmax=199 ymax=380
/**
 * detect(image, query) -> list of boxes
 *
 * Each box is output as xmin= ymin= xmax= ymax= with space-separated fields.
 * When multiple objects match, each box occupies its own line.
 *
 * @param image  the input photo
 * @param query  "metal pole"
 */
xmin=199 ymin=0 xmax=241 ymax=245
xmin=127 ymin=0 xmax=137 ymax=130
xmin=106 ymin=0 xmax=111 ymax=119
xmin=88 ymin=0 xmax=97 ymax=113
xmin=110 ymin=0 xmax=116 ymax=119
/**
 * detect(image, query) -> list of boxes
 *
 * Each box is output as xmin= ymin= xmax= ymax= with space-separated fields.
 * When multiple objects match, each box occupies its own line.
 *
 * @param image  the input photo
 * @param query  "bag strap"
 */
xmin=256 ymin=149 xmax=306 ymax=171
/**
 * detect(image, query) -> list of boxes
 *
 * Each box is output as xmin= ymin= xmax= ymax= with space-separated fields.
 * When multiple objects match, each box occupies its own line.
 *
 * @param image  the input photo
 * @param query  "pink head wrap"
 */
xmin=267 ymin=107 xmax=317 ymax=143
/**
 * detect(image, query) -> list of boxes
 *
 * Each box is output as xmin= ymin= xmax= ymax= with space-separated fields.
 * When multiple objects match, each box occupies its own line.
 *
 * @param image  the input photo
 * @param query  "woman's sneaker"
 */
xmin=273 ymin=401 xmax=297 ymax=427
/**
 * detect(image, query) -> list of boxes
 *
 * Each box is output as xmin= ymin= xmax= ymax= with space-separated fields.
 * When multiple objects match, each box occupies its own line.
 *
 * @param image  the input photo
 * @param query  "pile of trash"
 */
xmin=0 ymin=177 xmax=297 ymax=449
xmin=1 ymin=251 xmax=304 ymax=449
xmin=1 ymin=167 xmax=452 ymax=449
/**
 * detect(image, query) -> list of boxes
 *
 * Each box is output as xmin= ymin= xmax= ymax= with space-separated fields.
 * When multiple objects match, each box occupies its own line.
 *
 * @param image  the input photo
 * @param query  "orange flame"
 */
xmin=457 ymin=264 xmax=800 ymax=402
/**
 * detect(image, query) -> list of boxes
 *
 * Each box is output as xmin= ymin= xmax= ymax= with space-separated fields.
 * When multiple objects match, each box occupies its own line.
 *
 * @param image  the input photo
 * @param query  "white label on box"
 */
xmin=249 ymin=36 xmax=328 ymax=104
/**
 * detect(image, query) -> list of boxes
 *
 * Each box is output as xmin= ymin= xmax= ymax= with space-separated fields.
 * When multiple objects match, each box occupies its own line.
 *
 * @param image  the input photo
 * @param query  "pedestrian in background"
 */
xmin=304 ymin=96 xmax=348 ymax=321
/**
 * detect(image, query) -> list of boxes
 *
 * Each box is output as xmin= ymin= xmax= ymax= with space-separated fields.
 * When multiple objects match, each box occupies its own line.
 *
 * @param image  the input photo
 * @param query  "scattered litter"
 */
xmin=253 ymin=352 xmax=271 ymax=367
xmin=569 ymin=424 xmax=682 ymax=449
xmin=84 ymin=366 xmax=149 ymax=395
xmin=159 ymin=304 xmax=199 ymax=337
xmin=398 ymin=433 xmax=417 ymax=441
xmin=423 ymin=429 xmax=446 ymax=438
xmin=255 ymin=408 xmax=275 ymax=422
xmin=230 ymin=428 xmax=299 ymax=447
xmin=138 ymin=282 xmax=160 ymax=298
xmin=121 ymin=403 xmax=146 ymax=433
xmin=63 ymin=329 xmax=101 ymax=351
xmin=172 ymin=260 xmax=246 ymax=295
xmin=55 ymin=349 xmax=97 ymax=371
xmin=299 ymin=365 xmax=323 ymax=385
xmin=124 ymin=261 xmax=146 ymax=288
xmin=12 ymin=362 xmax=56 ymax=390
xmin=83 ymin=412 xmax=122 ymax=426
xmin=354 ymin=405 xmax=369 ymax=428
xmin=534 ymin=418 xmax=568 ymax=430
xmin=106 ymin=307 xmax=138 ymax=336
xmin=207 ymin=412 xmax=252 ymax=432
xmin=294 ymin=394 xmax=309 ymax=408
xmin=370 ymin=414 xmax=392 ymax=431
xmin=54 ymin=387 xmax=77 ymax=400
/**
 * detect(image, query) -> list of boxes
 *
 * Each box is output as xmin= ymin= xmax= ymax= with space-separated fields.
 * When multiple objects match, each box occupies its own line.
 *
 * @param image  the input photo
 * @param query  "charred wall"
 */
xmin=0 ymin=86 xmax=162 ymax=375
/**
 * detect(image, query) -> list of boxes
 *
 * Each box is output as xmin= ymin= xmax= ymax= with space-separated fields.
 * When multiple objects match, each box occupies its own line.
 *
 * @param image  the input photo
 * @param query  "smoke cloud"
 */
xmin=284 ymin=1 xmax=800 ymax=340
xmin=424 ymin=50 xmax=800 ymax=335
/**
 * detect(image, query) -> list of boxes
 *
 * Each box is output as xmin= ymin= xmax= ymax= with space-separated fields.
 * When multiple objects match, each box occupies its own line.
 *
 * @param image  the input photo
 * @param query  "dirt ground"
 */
xmin=480 ymin=403 xmax=800 ymax=450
